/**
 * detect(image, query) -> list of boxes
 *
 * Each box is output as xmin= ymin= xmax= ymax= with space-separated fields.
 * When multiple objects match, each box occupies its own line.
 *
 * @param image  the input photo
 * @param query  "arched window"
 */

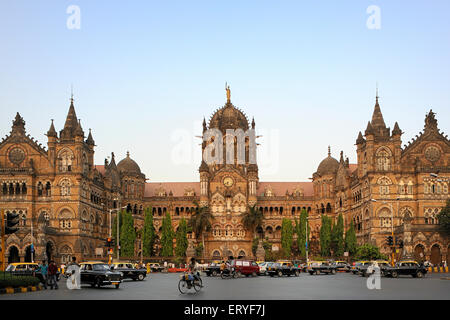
xmin=58 ymin=149 xmax=74 ymax=172
xmin=59 ymin=179 xmax=71 ymax=196
xmin=45 ymin=182 xmax=51 ymax=197
xmin=82 ymin=153 xmax=89 ymax=175
xmin=377 ymin=176 xmax=392 ymax=195
xmin=37 ymin=182 xmax=43 ymax=197
xmin=376 ymin=147 xmax=391 ymax=171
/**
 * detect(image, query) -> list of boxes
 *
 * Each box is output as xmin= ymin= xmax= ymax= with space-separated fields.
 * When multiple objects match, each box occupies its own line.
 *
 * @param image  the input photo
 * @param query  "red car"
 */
xmin=230 ymin=259 xmax=260 ymax=277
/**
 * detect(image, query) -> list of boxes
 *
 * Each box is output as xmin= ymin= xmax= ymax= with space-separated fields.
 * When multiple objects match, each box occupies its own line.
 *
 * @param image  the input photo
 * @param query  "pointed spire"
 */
xmin=60 ymin=95 xmax=79 ymax=140
xmin=365 ymin=121 xmax=374 ymax=135
xmin=371 ymin=95 xmax=386 ymax=130
xmin=86 ymin=128 xmax=95 ymax=145
xmin=74 ymin=119 xmax=84 ymax=137
xmin=356 ymin=131 xmax=365 ymax=144
xmin=251 ymin=117 xmax=255 ymax=129
xmin=202 ymin=117 xmax=207 ymax=132
xmin=328 ymin=146 xmax=331 ymax=157
xmin=47 ymin=119 xmax=57 ymax=137
xmin=392 ymin=122 xmax=402 ymax=136
xmin=339 ymin=151 xmax=344 ymax=164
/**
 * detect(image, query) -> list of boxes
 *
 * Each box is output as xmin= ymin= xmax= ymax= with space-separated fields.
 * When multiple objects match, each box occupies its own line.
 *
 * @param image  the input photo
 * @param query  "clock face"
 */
xmin=223 ymin=177 xmax=234 ymax=187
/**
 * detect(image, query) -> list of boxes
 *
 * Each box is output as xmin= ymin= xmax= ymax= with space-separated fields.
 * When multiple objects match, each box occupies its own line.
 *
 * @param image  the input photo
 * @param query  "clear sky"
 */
xmin=1 ymin=1 xmax=449 ymax=182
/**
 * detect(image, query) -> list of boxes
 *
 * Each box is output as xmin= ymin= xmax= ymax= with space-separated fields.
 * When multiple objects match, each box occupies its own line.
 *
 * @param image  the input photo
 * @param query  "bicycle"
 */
xmin=178 ymin=272 xmax=203 ymax=294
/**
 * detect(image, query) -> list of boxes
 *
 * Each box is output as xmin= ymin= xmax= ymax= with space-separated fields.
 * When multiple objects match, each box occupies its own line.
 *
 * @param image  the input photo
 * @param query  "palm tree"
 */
xmin=188 ymin=200 xmax=213 ymax=256
xmin=241 ymin=205 xmax=264 ymax=237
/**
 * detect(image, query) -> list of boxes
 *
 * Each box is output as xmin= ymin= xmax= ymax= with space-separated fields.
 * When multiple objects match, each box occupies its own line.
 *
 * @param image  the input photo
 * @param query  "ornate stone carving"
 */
xmin=424 ymin=145 xmax=441 ymax=163
xmin=8 ymin=147 xmax=25 ymax=165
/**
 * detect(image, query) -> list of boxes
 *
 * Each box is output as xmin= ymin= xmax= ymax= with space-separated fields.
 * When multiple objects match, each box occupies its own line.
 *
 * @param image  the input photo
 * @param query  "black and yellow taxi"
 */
xmin=110 ymin=262 xmax=147 ymax=281
xmin=79 ymin=261 xmax=122 ymax=288
xmin=389 ymin=260 xmax=428 ymax=278
xmin=5 ymin=262 xmax=60 ymax=283
xmin=267 ymin=260 xmax=300 ymax=277
xmin=351 ymin=260 xmax=369 ymax=274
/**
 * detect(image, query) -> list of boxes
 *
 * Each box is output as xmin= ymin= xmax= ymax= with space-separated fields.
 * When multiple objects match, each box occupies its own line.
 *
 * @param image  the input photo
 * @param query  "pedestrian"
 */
xmin=66 ymin=256 xmax=81 ymax=289
xmin=38 ymin=260 xmax=48 ymax=289
xmin=48 ymin=260 xmax=58 ymax=290
xmin=163 ymin=260 xmax=167 ymax=272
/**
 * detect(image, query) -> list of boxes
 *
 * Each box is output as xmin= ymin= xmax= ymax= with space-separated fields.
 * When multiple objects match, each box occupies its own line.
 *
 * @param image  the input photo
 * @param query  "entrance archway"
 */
xmin=414 ymin=244 xmax=425 ymax=263
xmin=8 ymin=246 xmax=20 ymax=263
xmin=25 ymin=246 xmax=33 ymax=262
xmin=46 ymin=242 xmax=54 ymax=262
xmin=430 ymin=244 xmax=441 ymax=266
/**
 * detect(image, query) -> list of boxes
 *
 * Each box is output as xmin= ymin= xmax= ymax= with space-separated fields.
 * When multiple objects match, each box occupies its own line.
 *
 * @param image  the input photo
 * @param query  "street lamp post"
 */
xmin=109 ymin=201 xmax=126 ymax=262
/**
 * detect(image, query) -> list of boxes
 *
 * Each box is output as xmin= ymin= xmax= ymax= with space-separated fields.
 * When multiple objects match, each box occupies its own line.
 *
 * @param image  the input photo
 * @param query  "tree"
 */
xmin=281 ymin=218 xmax=294 ymax=258
xmin=331 ymin=213 xmax=345 ymax=257
xmin=142 ymin=207 xmax=156 ymax=257
xmin=355 ymin=243 xmax=386 ymax=260
xmin=120 ymin=210 xmax=136 ymax=257
xmin=437 ymin=199 xmax=450 ymax=236
xmin=251 ymin=237 xmax=259 ymax=256
xmin=175 ymin=218 xmax=188 ymax=257
xmin=319 ymin=214 xmax=331 ymax=257
xmin=188 ymin=201 xmax=213 ymax=252
xmin=345 ymin=220 xmax=357 ymax=256
xmin=241 ymin=205 xmax=263 ymax=234
xmin=294 ymin=209 xmax=310 ymax=259
xmin=161 ymin=212 xmax=175 ymax=257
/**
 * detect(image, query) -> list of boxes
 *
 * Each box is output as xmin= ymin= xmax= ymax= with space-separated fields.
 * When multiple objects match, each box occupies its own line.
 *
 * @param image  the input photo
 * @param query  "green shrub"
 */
xmin=0 ymin=272 xmax=40 ymax=289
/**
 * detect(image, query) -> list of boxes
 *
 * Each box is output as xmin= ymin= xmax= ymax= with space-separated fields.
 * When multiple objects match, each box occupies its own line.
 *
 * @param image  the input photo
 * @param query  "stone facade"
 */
xmin=1 ymin=92 xmax=449 ymax=265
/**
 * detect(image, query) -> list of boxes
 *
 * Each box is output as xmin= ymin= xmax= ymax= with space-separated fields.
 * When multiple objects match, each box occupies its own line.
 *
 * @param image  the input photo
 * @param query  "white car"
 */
xmin=258 ymin=262 xmax=272 ymax=276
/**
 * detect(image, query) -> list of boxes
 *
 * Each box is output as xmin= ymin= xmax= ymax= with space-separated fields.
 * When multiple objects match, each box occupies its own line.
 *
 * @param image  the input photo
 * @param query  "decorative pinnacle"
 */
xmin=328 ymin=145 xmax=331 ymax=156
xmin=126 ymin=151 xmax=130 ymax=157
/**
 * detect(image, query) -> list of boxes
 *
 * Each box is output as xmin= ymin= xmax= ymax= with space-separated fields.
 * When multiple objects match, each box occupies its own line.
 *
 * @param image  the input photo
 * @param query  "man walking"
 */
xmin=48 ymin=260 xmax=58 ymax=289
xmin=66 ymin=256 xmax=81 ymax=290
xmin=38 ymin=260 xmax=48 ymax=289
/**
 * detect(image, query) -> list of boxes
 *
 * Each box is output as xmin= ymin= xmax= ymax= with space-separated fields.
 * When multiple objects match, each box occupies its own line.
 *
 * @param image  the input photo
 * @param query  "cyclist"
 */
xmin=188 ymin=257 xmax=202 ymax=285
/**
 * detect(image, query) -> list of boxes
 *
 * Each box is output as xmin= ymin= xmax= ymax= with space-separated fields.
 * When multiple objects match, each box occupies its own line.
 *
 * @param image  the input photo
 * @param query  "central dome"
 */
xmin=209 ymin=102 xmax=249 ymax=132
xmin=316 ymin=147 xmax=339 ymax=176
xmin=117 ymin=151 xmax=142 ymax=175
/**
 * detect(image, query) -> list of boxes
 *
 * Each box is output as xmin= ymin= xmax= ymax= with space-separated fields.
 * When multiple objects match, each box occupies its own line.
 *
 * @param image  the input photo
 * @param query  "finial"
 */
xmin=375 ymin=82 xmax=379 ymax=104
xmin=225 ymin=82 xmax=231 ymax=103
xmin=328 ymin=146 xmax=331 ymax=156
xmin=127 ymin=151 xmax=130 ymax=157
xmin=70 ymin=84 xmax=74 ymax=104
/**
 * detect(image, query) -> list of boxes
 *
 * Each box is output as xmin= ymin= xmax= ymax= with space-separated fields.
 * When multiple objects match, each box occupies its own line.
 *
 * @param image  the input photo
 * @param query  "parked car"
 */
xmin=351 ymin=261 xmax=369 ymax=274
xmin=230 ymin=259 xmax=260 ymax=277
xmin=5 ymin=262 xmax=60 ymax=284
xmin=267 ymin=261 xmax=300 ymax=277
xmin=356 ymin=261 xmax=374 ymax=275
xmin=358 ymin=260 xmax=391 ymax=277
xmin=79 ymin=262 xmax=122 ymax=288
xmin=149 ymin=263 xmax=164 ymax=272
xmin=110 ymin=262 xmax=147 ymax=281
xmin=308 ymin=261 xmax=337 ymax=275
xmin=205 ymin=262 xmax=223 ymax=276
xmin=257 ymin=262 xmax=273 ymax=276
xmin=385 ymin=260 xmax=428 ymax=278
xmin=332 ymin=260 xmax=351 ymax=272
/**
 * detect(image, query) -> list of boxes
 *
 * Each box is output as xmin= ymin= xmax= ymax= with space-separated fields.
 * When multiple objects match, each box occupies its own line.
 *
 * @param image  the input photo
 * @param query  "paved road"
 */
xmin=1 ymin=272 xmax=449 ymax=300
